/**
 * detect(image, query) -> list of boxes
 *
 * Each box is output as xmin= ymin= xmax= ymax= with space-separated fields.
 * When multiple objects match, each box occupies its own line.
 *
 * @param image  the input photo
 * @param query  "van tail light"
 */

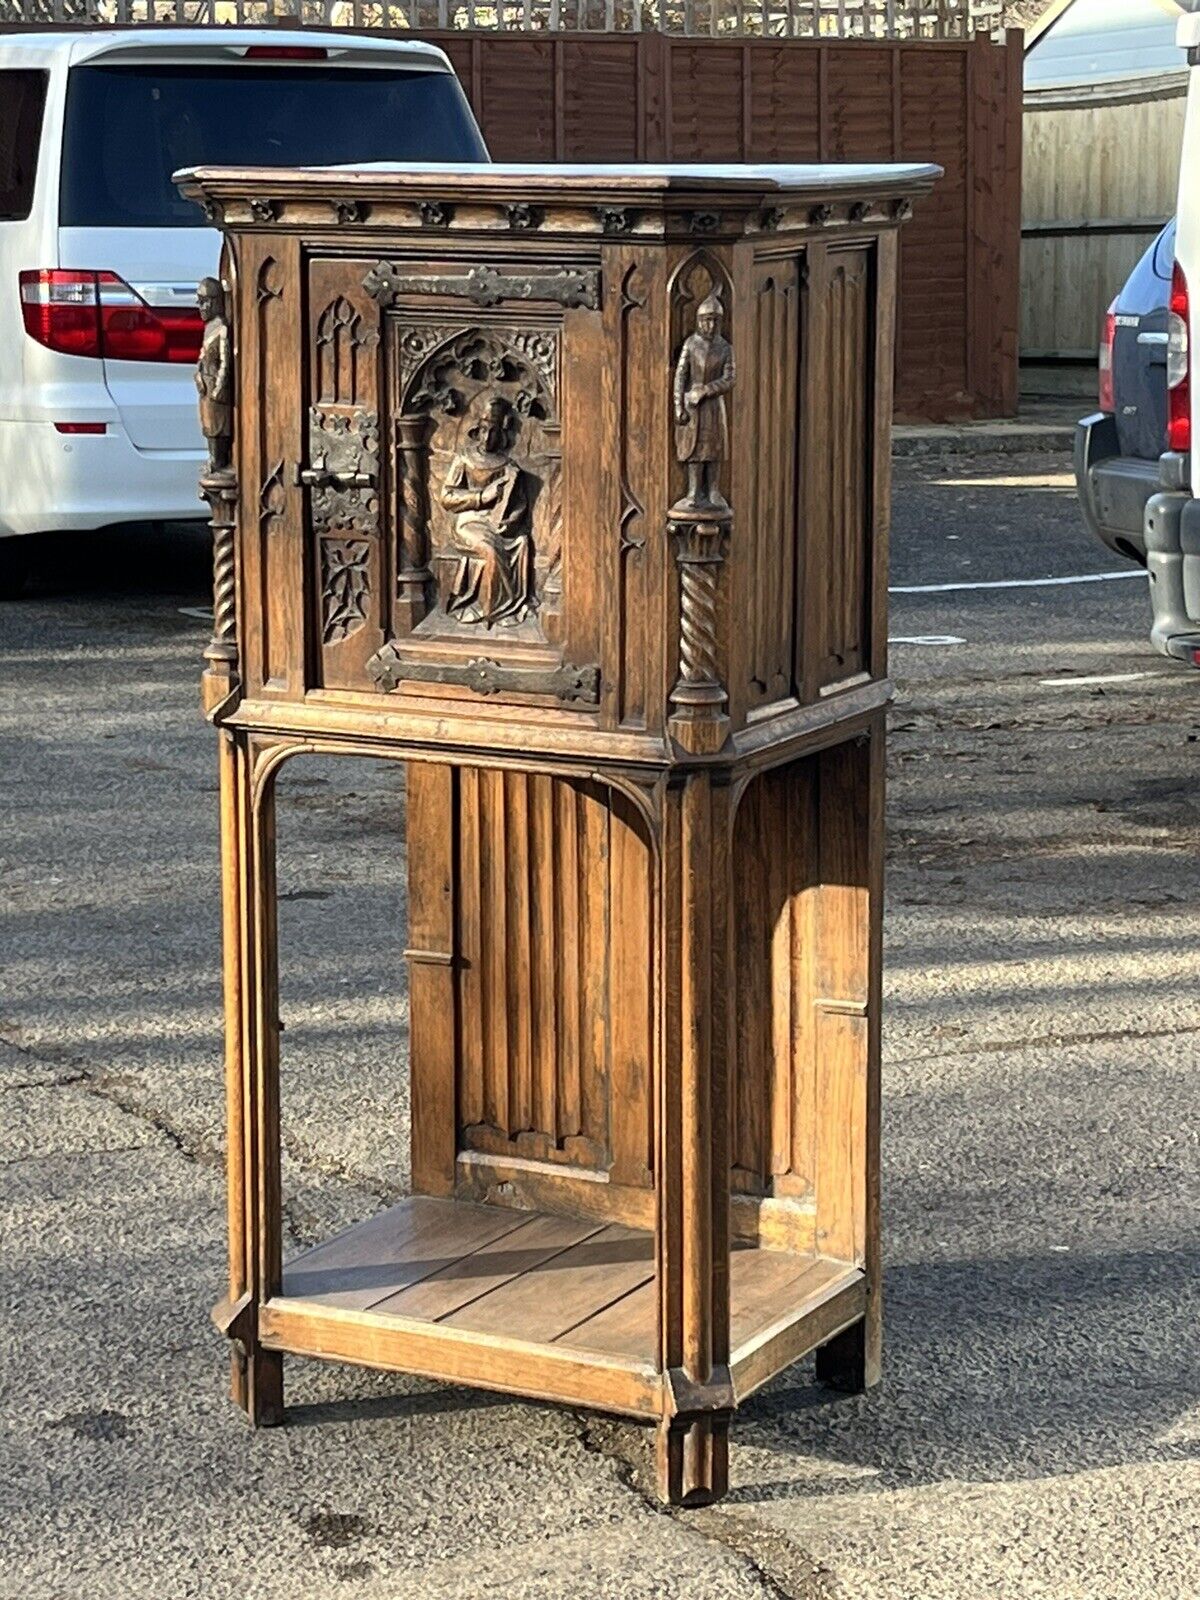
xmin=1168 ymin=260 xmax=1190 ymax=453
xmin=1098 ymin=297 xmax=1116 ymax=413
xmin=242 ymin=44 xmax=328 ymax=58
xmin=19 ymin=270 xmax=203 ymax=364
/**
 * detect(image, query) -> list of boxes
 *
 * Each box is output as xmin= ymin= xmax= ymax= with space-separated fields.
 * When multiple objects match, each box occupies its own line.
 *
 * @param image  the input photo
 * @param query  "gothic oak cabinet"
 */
xmin=177 ymin=160 xmax=939 ymax=1507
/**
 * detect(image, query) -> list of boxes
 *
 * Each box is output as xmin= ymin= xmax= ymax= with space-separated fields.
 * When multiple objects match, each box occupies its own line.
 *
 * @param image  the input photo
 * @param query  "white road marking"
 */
xmin=890 ymin=571 xmax=1144 ymax=595
xmin=1039 ymin=671 xmax=1167 ymax=688
xmin=929 ymin=473 xmax=1075 ymax=489
xmin=890 ymin=634 xmax=967 ymax=646
xmin=178 ymin=606 xmax=213 ymax=621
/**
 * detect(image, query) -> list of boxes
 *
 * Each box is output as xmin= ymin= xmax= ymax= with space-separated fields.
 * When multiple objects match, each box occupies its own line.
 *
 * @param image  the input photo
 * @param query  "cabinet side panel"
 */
xmin=238 ymin=235 xmax=305 ymax=699
xmin=735 ymin=252 xmax=802 ymax=722
xmin=812 ymin=740 xmax=871 ymax=1265
xmin=731 ymin=742 xmax=872 ymax=1261
xmin=730 ymin=760 xmax=818 ymax=1209
xmin=799 ymin=243 xmax=874 ymax=698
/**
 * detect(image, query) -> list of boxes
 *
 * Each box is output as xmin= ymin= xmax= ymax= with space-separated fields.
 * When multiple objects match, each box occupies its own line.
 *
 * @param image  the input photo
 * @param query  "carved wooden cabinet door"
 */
xmin=352 ymin=254 xmax=608 ymax=712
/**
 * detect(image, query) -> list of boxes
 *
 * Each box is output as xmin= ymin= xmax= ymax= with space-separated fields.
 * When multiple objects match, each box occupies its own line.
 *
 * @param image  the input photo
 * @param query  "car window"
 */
xmin=59 ymin=63 xmax=486 ymax=228
xmin=1153 ymin=219 xmax=1176 ymax=281
xmin=0 ymin=69 xmax=48 ymax=222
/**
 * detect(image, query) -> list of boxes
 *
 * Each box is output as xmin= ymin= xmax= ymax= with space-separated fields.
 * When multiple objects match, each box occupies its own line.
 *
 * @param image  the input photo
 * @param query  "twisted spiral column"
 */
xmin=668 ymin=510 xmax=731 ymax=755
xmin=201 ymin=467 xmax=241 ymax=714
xmin=677 ymin=551 xmax=720 ymax=688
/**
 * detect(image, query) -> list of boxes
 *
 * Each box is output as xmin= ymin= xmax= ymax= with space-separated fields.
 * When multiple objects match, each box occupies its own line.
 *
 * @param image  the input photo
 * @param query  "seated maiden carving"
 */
xmin=439 ymin=394 xmax=535 ymax=628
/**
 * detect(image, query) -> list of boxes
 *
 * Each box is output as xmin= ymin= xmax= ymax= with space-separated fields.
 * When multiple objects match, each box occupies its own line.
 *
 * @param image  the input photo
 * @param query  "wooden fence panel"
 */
xmin=425 ymin=29 xmax=1022 ymax=419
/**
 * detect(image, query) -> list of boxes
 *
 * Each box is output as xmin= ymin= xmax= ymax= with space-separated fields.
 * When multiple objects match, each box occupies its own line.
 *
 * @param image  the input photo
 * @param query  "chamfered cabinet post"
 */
xmin=178 ymin=159 xmax=937 ymax=1506
xmin=657 ymin=770 xmax=733 ymax=1505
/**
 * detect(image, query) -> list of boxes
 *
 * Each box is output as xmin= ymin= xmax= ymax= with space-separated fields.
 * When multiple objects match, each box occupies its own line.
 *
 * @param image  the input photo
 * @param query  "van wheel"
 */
xmin=0 ymin=542 xmax=32 ymax=600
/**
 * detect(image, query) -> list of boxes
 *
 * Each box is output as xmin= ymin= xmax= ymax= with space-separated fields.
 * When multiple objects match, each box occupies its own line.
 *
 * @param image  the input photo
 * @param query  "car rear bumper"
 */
xmin=1074 ymin=413 xmax=1157 ymax=565
xmin=0 ymin=418 xmax=206 ymax=538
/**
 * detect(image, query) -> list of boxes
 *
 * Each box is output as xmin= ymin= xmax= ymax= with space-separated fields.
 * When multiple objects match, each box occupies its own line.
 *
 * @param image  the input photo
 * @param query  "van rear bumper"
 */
xmin=0 ymin=418 xmax=206 ymax=538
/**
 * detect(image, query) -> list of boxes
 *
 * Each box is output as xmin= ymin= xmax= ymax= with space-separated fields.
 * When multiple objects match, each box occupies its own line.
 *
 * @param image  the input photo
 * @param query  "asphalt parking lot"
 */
xmin=2 ymin=451 xmax=1199 ymax=1599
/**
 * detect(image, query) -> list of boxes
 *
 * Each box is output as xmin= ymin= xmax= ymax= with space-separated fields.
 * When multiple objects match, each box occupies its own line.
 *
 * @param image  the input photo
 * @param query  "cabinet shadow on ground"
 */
xmin=725 ymin=1239 xmax=1200 ymax=1503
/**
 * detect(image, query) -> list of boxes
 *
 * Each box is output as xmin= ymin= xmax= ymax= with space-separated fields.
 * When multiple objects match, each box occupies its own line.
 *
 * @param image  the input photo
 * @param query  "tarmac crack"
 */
xmin=79 ymin=1070 xmax=225 ymax=1171
xmin=890 ymin=1018 xmax=1200 ymax=1065
xmin=572 ymin=1415 xmax=843 ymax=1600
xmin=0 ymin=1037 xmax=400 ymax=1253
xmin=685 ymin=1507 xmax=847 ymax=1600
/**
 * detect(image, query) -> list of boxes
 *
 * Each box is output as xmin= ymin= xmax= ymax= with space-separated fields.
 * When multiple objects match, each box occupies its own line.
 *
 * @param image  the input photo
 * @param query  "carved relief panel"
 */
xmin=390 ymin=321 xmax=561 ymax=641
xmin=305 ymin=266 xmax=384 ymax=689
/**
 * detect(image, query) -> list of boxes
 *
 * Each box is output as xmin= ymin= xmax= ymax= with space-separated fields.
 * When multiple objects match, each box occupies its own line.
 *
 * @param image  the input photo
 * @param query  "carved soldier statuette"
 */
xmin=672 ymin=290 xmax=735 ymax=513
xmin=196 ymin=276 xmax=233 ymax=475
xmin=440 ymin=394 xmax=534 ymax=628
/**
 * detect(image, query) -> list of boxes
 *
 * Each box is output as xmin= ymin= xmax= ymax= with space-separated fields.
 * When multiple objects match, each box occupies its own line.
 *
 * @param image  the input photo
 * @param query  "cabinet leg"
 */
xmin=656 ymin=773 xmax=733 ymax=1507
xmin=655 ymin=1414 xmax=729 ymax=1508
xmin=815 ymin=1311 xmax=881 ymax=1394
xmin=235 ymin=1345 xmax=285 ymax=1428
xmin=218 ymin=731 xmax=286 ymax=1430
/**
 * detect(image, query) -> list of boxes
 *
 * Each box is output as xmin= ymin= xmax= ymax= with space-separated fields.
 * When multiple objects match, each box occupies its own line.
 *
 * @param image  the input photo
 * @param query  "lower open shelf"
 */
xmin=257 ymin=1195 xmax=865 ymax=1419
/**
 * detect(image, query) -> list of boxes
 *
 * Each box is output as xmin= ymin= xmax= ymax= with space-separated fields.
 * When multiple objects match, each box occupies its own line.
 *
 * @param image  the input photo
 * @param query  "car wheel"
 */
xmin=0 ymin=541 xmax=32 ymax=600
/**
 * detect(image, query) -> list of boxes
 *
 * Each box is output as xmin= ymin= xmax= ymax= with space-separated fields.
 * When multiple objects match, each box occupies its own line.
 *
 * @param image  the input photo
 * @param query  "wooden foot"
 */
xmin=655 ymin=1414 xmax=729 ymax=1507
xmin=233 ymin=1346 xmax=285 ymax=1428
xmin=815 ymin=1315 xmax=880 ymax=1394
xmin=229 ymin=1349 xmax=248 ymax=1413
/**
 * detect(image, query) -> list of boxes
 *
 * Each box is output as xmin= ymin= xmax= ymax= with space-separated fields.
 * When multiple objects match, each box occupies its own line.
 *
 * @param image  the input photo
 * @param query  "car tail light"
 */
xmin=53 ymin=422 xmax=107 ymax=435
xmin=19 ymin=270 xmax=203 ymax=364
xmin=1168 ymin=260 xmax=1190 ymax=452
xmin=1098 ymin=297 xmax=1116 ymax=413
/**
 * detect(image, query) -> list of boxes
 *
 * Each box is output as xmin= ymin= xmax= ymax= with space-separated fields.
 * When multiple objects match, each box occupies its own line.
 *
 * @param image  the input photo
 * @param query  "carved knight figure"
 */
xmin=673 ymin=288 xmax=735 ymax=512
xmin=196 ymin=276 xmax=233 ymax=474
xmin=440 ymin=395 xmax=533 ymax=627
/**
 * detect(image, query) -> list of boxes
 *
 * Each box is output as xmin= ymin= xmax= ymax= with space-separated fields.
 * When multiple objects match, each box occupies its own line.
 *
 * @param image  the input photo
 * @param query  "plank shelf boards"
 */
xmin=260 ymin=1196 xmax=863 ymax=1414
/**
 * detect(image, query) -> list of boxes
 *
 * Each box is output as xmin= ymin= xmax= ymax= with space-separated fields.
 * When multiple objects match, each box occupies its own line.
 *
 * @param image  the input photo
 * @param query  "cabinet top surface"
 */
xmin=177 ymin=159 xmax=942 ymax=202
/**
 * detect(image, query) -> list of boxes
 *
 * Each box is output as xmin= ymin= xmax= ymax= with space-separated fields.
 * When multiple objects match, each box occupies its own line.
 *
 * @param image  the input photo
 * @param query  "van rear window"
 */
xmin=0 ymin=69 xmax=48 ymax=222
xmin=60 ymin=62 xmax=486 ymax=227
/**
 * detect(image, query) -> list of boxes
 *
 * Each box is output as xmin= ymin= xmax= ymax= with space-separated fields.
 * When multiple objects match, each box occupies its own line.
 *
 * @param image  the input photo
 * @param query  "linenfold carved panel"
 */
xmin=452 ymin=768 xmax=653 ymax=1185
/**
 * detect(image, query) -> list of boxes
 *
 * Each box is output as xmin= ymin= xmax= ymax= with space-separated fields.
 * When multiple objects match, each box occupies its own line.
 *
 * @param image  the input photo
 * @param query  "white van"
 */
xmin=0 ymin=28 xmax=485 ymax=595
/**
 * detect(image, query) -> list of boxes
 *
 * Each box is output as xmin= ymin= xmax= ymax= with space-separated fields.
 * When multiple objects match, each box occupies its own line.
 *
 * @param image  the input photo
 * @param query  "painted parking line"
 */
xmin=889 ymin=570 xmax=1144 ymax=595
xmin=1039 ymin=671 xmax=1169 ymax=688
xmin=178 ymin=606 xmax=214 ymax=621
xmin=889 ymin=634 xmax=967 ymax=646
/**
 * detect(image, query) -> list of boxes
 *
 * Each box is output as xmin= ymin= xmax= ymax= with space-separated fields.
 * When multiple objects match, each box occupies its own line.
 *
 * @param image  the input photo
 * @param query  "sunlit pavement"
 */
xmin=1 ymin=457 xmax=1197 ymax=1598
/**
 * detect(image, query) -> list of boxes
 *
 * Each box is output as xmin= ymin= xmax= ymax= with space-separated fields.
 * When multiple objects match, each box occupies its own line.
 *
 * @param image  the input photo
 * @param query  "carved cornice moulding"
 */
xmin=175 ymin=163 xmax=942 ymax=240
